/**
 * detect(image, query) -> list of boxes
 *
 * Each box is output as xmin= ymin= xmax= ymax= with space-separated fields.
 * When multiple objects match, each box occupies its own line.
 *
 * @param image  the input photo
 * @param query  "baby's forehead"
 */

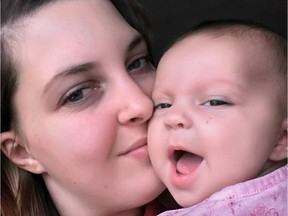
xmin=176 ymin=30 xmax=268 ymax=52
xmin=173 ymin=30 xmax=281 ymax=69
xmin=164 ymin=32 xmax=265 ymax=65
xmin=175 ymin=26 xmax=280 ymax=56
xmin=160 ymin=30 xmax=284 ymax=87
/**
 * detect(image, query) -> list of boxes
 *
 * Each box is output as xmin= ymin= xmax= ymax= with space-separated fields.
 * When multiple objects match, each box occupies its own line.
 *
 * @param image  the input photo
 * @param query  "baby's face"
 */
xmin=148 ymin=33 xmax=286 ymax=207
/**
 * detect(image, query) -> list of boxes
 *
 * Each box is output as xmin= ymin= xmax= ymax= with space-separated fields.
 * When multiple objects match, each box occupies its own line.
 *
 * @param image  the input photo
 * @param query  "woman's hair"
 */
xmin=1 ymin=0 xmax=152 ymax=215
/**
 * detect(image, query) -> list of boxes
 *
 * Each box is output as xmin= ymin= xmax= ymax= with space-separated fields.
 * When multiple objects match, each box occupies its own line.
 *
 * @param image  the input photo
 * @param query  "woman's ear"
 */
xmin=269 ymin=119 xmax=287 ymax=161
xmin=1 ymin=131 xmax=46 ymax=174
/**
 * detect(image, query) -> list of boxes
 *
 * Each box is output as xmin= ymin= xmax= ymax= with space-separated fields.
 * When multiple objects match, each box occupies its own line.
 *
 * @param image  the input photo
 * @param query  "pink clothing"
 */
xmin=159 ymin=166 xmax=287 ymax=216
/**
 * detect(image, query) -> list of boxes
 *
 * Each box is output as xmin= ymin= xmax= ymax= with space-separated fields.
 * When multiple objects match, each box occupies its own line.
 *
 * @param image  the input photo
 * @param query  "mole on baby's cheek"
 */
xmin=206 ymin=117 xmax=213 ymax=124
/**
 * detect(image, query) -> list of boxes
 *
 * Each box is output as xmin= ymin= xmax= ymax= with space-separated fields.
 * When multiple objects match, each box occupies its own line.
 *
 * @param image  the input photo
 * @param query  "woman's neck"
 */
xmin=115 ymin=207 xmax=143 ymax=216
xmin=57 ymin=204 xmax=143 ymax=216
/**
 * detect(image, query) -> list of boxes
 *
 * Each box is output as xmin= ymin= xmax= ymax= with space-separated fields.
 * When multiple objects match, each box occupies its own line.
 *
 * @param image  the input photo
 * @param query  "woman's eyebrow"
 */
xmin=127 ymin=34 xmax=144 ymax=52
xmin=43 ymin=36 xmax=144 ymax=95
xmin=43 ymin=62 xmax=96 ymax=95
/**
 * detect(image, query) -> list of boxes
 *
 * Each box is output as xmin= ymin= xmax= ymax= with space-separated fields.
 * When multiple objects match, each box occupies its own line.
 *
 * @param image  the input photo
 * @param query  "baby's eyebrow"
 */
xmin=43 ymin=62 xmax=96 ymax=95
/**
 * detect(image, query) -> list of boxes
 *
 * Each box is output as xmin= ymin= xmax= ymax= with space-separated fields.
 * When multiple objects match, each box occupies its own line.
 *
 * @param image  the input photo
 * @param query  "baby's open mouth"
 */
xmin=173 ymin=150 xmax=203 ymax=175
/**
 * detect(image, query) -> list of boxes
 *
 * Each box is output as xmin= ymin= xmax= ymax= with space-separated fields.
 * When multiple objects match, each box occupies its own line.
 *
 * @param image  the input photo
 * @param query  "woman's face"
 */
xmin=11 ymin=0 xmax=164 ymax=214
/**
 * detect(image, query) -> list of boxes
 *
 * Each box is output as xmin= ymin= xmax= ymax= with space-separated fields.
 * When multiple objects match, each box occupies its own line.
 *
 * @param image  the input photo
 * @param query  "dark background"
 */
xmin=138 ymin=0 xmax=287 ymax=65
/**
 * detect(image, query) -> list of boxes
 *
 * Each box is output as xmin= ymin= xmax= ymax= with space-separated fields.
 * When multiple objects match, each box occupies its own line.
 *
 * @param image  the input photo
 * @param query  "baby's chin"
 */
xmin=168 ymin=187 xmax=209 ymax=208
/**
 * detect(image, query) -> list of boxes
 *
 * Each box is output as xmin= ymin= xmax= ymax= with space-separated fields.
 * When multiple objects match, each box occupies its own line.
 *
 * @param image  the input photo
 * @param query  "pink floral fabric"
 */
xmin=159 ymin=166 xmax=287 ymax=216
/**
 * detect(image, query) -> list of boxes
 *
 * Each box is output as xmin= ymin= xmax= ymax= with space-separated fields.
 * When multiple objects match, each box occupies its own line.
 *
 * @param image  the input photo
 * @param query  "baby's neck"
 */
xmin=258 ymin=159 xmax=287 ymax=177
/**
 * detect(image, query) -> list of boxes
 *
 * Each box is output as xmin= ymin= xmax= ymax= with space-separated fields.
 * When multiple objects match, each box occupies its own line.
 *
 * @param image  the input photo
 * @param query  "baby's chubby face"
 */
xmin=148 ymin=33 xmax=286 ymax=207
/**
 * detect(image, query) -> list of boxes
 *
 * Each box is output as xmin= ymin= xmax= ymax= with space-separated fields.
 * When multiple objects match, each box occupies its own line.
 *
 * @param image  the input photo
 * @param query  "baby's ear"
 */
xmin=269 ymin=119 xmax=287 ymax=161
xmin=1 ymin=131 xmax=46 ymax=174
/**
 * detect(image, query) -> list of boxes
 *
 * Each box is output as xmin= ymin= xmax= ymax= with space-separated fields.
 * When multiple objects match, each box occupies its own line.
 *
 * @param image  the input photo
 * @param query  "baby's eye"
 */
xmin=203 ymin=99 xmax=229 ymax=106
xmin=127 ymin=56 xmax=151 ymax=73
xmin=154 ymin=103 xmax=172 ymax=110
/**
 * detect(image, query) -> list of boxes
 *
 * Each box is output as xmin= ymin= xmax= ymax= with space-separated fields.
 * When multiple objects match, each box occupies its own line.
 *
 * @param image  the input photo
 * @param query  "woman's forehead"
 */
xmin=13 ymin=0 xmax=139 ymax=97
xmin=21 ymin=0 xmax=130 ymax=37
xmin=14 ymin=0 xmax=137 ymax=71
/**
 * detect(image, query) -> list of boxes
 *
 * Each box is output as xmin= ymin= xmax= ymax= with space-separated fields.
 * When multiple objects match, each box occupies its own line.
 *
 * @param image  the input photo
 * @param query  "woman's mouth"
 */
xmin=119 ymin=138 xmax=149 ymax=160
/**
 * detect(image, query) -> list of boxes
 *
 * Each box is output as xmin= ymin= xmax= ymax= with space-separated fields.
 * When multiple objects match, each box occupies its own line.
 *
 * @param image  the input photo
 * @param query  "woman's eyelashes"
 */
xmin=127 ymin=55 xmax=153 ymax=74
xmin=60 ymin=81 xmax=102 ymax=107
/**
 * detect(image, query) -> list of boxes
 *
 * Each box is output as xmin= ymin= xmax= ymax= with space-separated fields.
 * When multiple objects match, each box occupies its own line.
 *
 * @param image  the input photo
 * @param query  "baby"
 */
xmin=148 ymin=21 xmax=287 ymax=215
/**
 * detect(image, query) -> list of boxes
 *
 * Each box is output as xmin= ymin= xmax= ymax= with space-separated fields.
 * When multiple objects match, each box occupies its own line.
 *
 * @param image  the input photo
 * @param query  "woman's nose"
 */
xmin=164 ymin=106 xmax=192 ymax=129
xmin=117 ymin=83 xmax=153 ymax=126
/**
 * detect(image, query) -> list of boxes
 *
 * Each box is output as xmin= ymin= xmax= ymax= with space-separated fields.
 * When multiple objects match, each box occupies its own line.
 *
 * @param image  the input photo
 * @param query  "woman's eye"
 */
xmin=127 ymin=56 xmax=151 ymax=72
xmin=154 ymin=103 xmax=172 ymax=110
xmin=203 ymin=99 xmax=229 ymax=106
xmin=63 ymin=88 xmax=87 ymax=103
xmin=61 ymin=84 xmax=100 ymax=106
xmin=62 ymin=88 xmax=92 ymax=105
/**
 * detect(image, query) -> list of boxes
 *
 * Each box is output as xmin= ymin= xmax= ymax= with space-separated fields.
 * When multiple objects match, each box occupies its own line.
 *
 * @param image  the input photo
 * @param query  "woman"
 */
xmin=1 ymin=0 xmax=165 ymax=215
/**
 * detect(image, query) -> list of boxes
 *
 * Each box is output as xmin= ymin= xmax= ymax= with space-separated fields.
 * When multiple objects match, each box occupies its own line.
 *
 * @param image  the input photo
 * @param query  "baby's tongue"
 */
xmin=176 ymin=152 xmax=202 ymax=175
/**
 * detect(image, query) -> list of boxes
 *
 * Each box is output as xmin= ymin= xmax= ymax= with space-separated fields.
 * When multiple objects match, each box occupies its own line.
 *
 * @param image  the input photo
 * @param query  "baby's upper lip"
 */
xmin=168 ymin=144 xmax=199 ymax=163
xmin=119 ymin=137 xmax=147 ymax=156
xmin=168 ymin=145 xmax=190 ymax=160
